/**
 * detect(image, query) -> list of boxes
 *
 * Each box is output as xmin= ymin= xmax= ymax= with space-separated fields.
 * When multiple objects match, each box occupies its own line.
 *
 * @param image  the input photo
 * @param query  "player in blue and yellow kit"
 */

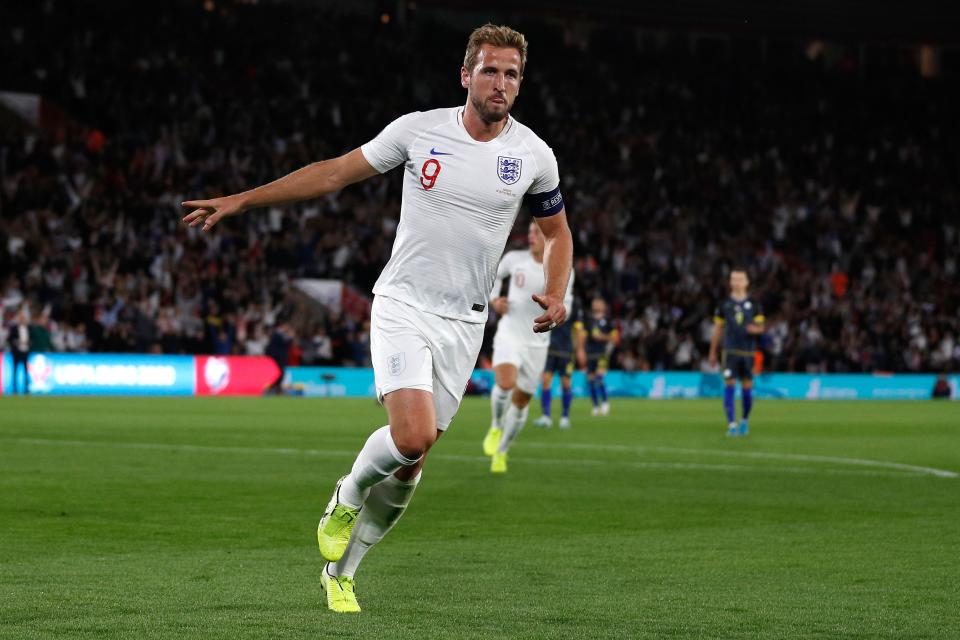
xmin=709 ymin=268 xmax=765 ymax=436
xmin=577 ymin=297 xmax=619 ymax=416
xmin=533 ymin=303 xmax=580 ymax=429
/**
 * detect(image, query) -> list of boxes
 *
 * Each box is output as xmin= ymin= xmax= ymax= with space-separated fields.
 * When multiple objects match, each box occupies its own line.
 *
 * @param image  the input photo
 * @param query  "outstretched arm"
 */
xmin=181 ymin=148 xmax=379 ymax=232
xmin=531 ymin=208 xmax=573 ymax=333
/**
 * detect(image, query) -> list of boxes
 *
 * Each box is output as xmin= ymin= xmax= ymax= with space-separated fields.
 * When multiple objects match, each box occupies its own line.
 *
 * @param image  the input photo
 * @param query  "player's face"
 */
xmin=592 ymin=299 xmax=606 ymax=317
xmin=527 ymin=222 xmax=545 ymax=253
xmin=461 ymin=44 xmax=522 ymax=123
xmin=730 ymin=271 xmax=749 ymax=295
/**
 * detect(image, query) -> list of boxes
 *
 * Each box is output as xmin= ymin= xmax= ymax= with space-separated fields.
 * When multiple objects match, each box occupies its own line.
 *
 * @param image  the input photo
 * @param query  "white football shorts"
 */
xmin=491 ymin=327 xmax=549 ymax=394
xmin=370 ymin=295 xmax=484 ymax=430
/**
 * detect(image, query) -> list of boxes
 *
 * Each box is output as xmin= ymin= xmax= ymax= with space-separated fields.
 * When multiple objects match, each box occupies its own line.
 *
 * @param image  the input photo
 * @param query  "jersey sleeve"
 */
xmin=526 ymin=143 xmax=563 ymax=217
xmin=360 ymin=112 xmax=421 ymax=174
xmin=753 ymin=302 xmax=765 ymax=324
xmin=574 ymin=317 xmax=586 ymax=344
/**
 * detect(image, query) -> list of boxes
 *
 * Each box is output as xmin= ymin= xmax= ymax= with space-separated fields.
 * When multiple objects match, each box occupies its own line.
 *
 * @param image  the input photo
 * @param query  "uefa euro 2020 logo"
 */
xmin=26 ymin=354 xmax=54 ymax=392
xmin=497 ymin=156 xmax=522 ymax=185
xmin=204 ymin=357 xmax=231 ymax=394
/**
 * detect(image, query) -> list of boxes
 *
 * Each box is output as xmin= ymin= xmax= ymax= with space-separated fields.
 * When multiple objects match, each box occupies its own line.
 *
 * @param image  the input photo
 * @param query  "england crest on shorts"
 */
xmin=388 ymin=352 xmax=406 ymax=376
xmin=497 ymin=156 xmax=522 ymax=185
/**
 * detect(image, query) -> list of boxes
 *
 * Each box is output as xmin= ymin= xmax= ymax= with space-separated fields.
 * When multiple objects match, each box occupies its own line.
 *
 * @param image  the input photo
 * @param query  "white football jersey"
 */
xmin=491 ymin=250 xmax=575 ymax=347
xmin=361 ymin=107 xmax=561 ymax=323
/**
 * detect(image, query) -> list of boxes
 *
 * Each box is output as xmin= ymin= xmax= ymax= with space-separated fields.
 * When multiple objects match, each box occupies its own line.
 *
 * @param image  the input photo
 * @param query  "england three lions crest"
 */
xmin=497 ymin=156 xmax=522 ymax=185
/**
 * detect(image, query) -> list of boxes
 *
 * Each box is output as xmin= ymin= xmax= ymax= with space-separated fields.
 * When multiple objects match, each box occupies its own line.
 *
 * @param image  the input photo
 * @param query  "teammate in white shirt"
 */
xmin=180 ymin=24 xmax=573 ymax=614
xmin=483 ymin=222 xmax=574 ymax=473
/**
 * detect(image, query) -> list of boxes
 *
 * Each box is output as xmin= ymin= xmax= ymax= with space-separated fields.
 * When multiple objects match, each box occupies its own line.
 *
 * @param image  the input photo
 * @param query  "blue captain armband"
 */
xmin=530 ymin=185 xmax=564 ymax=217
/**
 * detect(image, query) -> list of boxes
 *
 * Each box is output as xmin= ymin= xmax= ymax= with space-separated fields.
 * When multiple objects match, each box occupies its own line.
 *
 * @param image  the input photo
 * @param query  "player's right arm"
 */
xmin=182 ymin=149 xmax=378 ymax=232
xmin=708 ymin=307 xmax=724 ymax=367
xmin=183 ymin=111 xmax=422 ymax=232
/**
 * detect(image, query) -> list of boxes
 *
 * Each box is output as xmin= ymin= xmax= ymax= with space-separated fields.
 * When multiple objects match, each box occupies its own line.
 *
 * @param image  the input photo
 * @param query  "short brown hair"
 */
xmin=463 ymin=24 xmax=528 ymax=75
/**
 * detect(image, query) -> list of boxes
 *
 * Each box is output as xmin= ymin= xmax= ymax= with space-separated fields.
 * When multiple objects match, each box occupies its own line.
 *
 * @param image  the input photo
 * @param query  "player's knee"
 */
xmin=495 ymin=369 xmax=517 ymax=389
xmin=392 ymin=434 xmax=431 ymax=460
xmin=390 ymin=419 xmax=436 ymax=460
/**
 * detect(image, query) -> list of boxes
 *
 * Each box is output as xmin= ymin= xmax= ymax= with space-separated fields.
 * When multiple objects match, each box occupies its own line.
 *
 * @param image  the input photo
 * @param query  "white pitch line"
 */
xmin=522 ymin=442 xmax=959 ymax=479
xmin=3 ymin=437 xmax=952 ymax=479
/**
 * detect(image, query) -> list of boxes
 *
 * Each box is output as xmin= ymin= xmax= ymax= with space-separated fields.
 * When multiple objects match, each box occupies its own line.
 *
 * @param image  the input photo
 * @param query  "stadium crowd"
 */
xmin=2 ymin=1 xmax=958 ymax=374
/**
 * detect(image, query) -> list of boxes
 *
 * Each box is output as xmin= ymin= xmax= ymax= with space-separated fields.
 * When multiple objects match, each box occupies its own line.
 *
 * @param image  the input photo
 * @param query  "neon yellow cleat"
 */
xmin=321 ymin=565 xmax=361 ymax=613
xmin=482 ymin=427 xmax=502 ymax=457
xmin=317 ymin=477 xmax=360 ymax=562
xmin=490 ymin=451 xmax=507 ymax=473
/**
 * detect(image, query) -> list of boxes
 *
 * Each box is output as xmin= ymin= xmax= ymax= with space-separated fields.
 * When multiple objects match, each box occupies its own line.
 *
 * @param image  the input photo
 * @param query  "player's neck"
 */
xmin=730 ymin=292 xmax=748 ymax=301
xmin=531 ymin=248 xmax=543 ymax=263
xmin=461 ymin=103 xmax=509 ymax=142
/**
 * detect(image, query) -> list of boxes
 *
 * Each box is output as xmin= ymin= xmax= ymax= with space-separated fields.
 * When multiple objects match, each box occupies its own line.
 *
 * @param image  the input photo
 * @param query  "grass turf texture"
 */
xmin=1 ymin=397 xmax=958 ymax=639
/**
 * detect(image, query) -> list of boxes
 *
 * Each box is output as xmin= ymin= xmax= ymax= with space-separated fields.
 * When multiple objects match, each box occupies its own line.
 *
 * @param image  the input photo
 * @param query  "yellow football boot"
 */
xmin=321 ymin=565 xmax=361 ymax=613
xmin=482 ymin=427 xmax=502 ymax=457
xmin=317 ymin=477 xmax=360 ymax=562
xmin=490 ymin=451 xmax=507 ymax=473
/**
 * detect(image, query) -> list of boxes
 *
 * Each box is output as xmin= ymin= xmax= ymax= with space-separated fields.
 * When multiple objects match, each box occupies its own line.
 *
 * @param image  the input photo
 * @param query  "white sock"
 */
xmin=339 ymin=425 xmax=419 ymax=508
xmin=490 ymin=385 xmax=511 ymax=428
xmin=330 ymin=472 xmax=422 ymax=578
xmin=497 ymin=403 xmax=529 ymax=453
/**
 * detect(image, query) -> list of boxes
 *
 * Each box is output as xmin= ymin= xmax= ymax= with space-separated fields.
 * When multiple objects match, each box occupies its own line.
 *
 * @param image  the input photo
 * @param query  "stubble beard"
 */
xmin=470 ymin=92 xmax=511 ymax=123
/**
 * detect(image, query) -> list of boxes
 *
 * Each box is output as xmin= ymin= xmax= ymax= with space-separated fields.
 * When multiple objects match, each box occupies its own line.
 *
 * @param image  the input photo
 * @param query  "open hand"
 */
xmin=181 ymin=195 xmax=246 ymax=232
xmin=532 ymin=293 xmax=567 ymax=333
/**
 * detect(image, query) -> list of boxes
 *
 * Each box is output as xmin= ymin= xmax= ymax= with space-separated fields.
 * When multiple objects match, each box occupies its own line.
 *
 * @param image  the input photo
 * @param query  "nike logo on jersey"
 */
xmin=430 ymin=148 xmax=453 ymax=156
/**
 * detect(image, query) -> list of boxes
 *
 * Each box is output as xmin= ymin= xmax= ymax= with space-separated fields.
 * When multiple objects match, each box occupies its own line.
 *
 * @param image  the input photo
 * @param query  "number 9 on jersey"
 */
xmin=420 ymin=159 xmax=441 ymax=190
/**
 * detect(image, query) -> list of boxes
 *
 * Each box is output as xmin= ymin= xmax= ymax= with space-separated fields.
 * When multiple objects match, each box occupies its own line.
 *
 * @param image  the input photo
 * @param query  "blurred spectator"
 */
xmin=265 ymin=323 xmax=294 ymax=394
xmin=932 ymin=374 xmax=951 ymax=399
xmin=7 ymin=307 xmax=31 ymax=394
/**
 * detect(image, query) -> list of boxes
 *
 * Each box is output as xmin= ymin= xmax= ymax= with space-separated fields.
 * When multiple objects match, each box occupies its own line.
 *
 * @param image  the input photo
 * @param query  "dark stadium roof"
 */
xmin=415 ymin=0 xmax=959 ymax=43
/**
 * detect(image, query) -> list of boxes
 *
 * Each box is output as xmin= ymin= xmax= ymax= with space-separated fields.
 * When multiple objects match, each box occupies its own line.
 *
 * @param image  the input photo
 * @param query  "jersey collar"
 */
xmin=454 ymin=106 xmax=515 ymax=145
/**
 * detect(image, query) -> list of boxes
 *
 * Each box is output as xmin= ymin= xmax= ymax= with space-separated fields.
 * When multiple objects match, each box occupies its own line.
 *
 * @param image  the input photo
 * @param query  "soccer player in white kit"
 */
xmin=180 ymin=25 xmax=573 ymax=613
xmin=484 ymin=221 xmax=574 ymax=473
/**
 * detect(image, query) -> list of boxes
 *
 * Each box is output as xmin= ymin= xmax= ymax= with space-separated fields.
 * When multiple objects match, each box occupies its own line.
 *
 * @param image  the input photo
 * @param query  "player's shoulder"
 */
xmin=390 ymin=107 xmax=454 ymax=132
xmin=419 ymin=106 xmax=458 ymax=125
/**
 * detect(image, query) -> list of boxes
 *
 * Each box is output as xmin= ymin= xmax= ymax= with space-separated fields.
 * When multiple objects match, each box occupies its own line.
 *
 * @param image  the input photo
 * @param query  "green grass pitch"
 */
xmin=2 ymin=397 xmax=958 ymax=639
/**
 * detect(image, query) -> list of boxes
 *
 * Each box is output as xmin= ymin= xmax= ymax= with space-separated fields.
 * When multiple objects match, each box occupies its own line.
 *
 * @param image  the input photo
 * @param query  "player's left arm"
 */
xmin=609 ymin=326 xmax=621 ymax=347
xmin=747 ymin=304 xmax=765 ymax=335
xmin=531 ymin=208 xmax=573 ymax=333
